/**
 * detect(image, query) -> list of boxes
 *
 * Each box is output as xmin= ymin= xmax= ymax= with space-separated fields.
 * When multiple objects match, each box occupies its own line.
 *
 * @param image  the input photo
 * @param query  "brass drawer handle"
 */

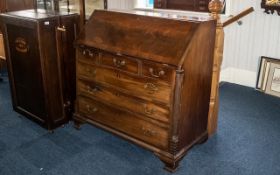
xmin=141 ymin=127 xmax=157 ymax=137
xmin=86 ymin=104 xmax=98 ymax=113
xmin=82 ymin=49 xmax=95 ymax=58
xmin=86 ymin=86 xmax=100 ymax=93
xmin=88 ymin=51 xmax=94 ymax=57
xmin=82 ymin=49 xmax=87 ymax=56
xmin=149 ymin=68 xmax=165 ymax=78
xmin=57 ymin=26 xmax=66 ymax=32
xmin=85 ymin=68 xmax=96 ymax=76
xmin=113 ymin=58 xmax=126 ymax=68
xmin=144 ymin=104 xmax=156 ymax=115
xmin=144 ymin=83 xmax=158 ymax=94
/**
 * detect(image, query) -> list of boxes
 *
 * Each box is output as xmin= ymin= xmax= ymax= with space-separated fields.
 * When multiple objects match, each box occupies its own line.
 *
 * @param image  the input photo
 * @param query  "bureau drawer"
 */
xmin=77 ymin=79 xmax=170 ymax=123
xmin=100 ymin=51 xmax=139 ymax=74
xmin=77 ymin=62 xmax=172 ymax=104
xmin=77 ymin=47 xmax=100 ymax=64
xmin=142 ymin=61 xmax=175 ymax=82
xmin=78 ymin=96 xmax=169 ymax=150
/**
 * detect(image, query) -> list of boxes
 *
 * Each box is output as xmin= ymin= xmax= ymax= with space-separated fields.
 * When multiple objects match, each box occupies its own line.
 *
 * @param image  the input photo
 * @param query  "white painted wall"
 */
xmin=106 ymin=0 xmax=280 ymax=87
xmin=107 ymin=0 xmax=134 ymax=10
xmin=222 ymin=0 xmax=280 ymax=87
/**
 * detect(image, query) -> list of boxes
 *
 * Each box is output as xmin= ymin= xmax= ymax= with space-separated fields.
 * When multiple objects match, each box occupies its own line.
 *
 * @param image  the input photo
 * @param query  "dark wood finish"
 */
xmin=74 ymin=10 xmax=216 ymax=172
xmin=77 ymin=79 xmax=170 ymax=123
xmin=77 ymin=61 xmax=172 ymax=104
xmin=0 ymin=10 xmax=79 ymax=130
xmin=261 ymin=0 xmax=280 ymax=15
xmin=154 ymin=0 xmax=211 ymax=12
xmin=0 ymin=0 xmax=35 ymax=79
xmin=0 ymin=0 xmax=34 ymax=13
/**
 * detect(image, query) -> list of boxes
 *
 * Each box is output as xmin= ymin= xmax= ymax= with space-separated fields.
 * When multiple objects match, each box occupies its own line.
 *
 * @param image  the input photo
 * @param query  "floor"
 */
xmin=0 ymin=76 xmax=280 ymax=175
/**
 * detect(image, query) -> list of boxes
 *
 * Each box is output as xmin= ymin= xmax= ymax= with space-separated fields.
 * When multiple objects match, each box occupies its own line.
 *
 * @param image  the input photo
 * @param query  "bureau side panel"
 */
xmin=177 ymin=21 xmax=216 ymax=149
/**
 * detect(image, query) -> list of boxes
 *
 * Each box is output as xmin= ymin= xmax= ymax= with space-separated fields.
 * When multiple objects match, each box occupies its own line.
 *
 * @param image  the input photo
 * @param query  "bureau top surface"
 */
xmin=76 ymin=10 xmax=216 ymax=66
xmin=0 ymin=9 xmax=77 ymax=20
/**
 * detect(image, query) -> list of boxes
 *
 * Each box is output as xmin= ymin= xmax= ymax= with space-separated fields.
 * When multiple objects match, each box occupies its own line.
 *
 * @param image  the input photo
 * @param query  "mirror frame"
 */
xmin=261 ymin=0 xmax=280 ymax=15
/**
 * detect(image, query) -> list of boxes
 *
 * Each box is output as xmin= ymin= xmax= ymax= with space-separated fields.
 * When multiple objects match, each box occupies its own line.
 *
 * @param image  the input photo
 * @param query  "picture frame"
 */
xmin=265 ymin=62 xmax=280 ymax=97
xmin=261 ymin=0 xmax=280 ymax=15
xmin=256 ymin=56 xmax=280 ymax=97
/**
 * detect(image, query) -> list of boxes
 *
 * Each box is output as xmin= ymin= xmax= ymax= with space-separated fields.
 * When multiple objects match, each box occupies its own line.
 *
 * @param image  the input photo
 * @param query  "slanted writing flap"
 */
xmin=76 ymin=10 xmax=209 ymax=66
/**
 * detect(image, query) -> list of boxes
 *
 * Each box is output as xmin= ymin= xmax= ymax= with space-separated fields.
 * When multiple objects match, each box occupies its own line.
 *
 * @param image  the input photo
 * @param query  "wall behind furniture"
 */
xmin=107 ymin=0 xmax=280 ymax=87
xmin=221 ymin=0 xmax=280 ymax=87
xmin=107 ymin=0 xmax=134 ymax=10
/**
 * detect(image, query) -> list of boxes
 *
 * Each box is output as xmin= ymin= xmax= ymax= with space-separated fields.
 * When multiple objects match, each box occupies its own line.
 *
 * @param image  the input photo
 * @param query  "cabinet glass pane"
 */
xmin=85 ymin=0 xmax=105 ymax=19
xmin=59 ymin=0 xmax=80 ymax=13
xmin=36 ymin=0 xmax=54 ymax=11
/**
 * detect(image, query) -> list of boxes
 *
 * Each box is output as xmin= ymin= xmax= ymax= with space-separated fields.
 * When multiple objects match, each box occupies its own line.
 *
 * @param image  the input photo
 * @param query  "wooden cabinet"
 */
xmin=0 ymin=0 xmax=34 ymax=13
xmin=74 ymin=10 xmax=216 ymax=172
xmin=0 ymin=10 xmax=79 ymax=131
xmin=154 ymin=0 xmax=211 ymax=12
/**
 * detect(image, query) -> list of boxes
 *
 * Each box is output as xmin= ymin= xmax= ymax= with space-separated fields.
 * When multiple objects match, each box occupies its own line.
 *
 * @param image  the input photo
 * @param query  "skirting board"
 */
xmin=220 ymin=67 xmax=257 ymax=88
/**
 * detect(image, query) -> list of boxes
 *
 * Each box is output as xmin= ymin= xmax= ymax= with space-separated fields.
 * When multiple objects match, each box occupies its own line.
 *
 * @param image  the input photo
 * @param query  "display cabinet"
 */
xmin=0 ymin=10 xmax=79 ymax=131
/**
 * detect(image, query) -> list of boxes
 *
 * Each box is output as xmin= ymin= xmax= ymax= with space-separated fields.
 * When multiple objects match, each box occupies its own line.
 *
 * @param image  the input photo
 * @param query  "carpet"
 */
xmin=1 ymin=76 xmax=280 ymax=175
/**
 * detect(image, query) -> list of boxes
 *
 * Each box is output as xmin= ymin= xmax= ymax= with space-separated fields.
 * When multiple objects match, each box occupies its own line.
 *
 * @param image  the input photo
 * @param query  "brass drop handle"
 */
xmin=82 ymin=49 xmax=87 ymax=56
xmin=86 ymin=86 xmax=100 ymax=93
xmin=83 ymin=49 xmax=94 ymax=58
xmin=88 ymin=51 xmax=95 ymax=57
xmin=113 ymin=58 xmax=126 ymax=68
xmin=144 ymin=83 xmax=158 ymax=94
xmin=57 ymin=26 xmax=66 ymax=32
xmin=83 ymin=49 xmax=95 ymax=57
xmin=144 ymin=104 xmax=156 ymax=115
xmin=86 ymin=105 xmax=98 ymax=113
xmin=141 ymin=127 xmax=157 ymax=137
xmin=149 ymin=68 xmax=165 ymax=78
xmin=85 ymin=68 xmax=96 ymax=76
xmin=63 ymin=101 xmax=71 ymax=108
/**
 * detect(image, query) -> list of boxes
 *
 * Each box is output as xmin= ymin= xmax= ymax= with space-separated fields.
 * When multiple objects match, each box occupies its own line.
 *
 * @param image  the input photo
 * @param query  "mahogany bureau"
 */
xmin=74 ymin=10 xmax=216 ymax=172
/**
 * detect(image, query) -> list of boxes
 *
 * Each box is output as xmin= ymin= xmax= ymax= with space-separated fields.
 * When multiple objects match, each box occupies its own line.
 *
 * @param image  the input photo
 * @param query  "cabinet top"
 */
xmin=0 ymin=9 xmax=77 ymax=20
xmin=76 ymin=10 xmax=216 ymax=66
xmin=109 ymin=9 xmax=213 ymax=22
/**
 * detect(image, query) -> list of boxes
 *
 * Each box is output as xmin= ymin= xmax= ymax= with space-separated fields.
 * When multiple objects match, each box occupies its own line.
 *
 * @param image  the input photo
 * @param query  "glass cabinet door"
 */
xmin=58 ymin=0 xmax=80 ymax=13
xmin=85 ymin=0 xmax=106 ymax=19
xmin=36 ymin=0 xmax=55 ymax=11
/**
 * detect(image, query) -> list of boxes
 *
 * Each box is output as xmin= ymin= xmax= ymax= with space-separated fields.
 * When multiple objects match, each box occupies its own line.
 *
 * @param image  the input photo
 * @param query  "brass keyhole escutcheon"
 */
xmin=144 ymin=104 xmax=156 ymax=115
xmin=144 ymin=83 xmax=158 ymax=94
xmin=86 ymin=104 xmax=98 ymax=113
